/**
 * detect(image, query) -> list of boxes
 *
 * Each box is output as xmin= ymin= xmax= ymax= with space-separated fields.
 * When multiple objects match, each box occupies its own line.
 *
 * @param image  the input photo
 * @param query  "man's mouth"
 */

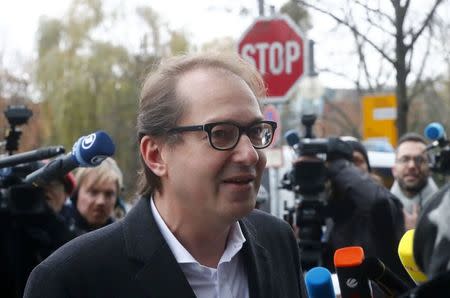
xmin=223 ymin=177 xmax=254 ymax=184
xmin=223 ymin=175 xmax=255 ymax=185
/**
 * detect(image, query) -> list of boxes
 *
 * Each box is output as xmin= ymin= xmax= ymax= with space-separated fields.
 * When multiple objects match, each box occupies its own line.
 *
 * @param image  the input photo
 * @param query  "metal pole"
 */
xmin=308 ymin=40 xmax=317 ymax=77
xmin=258 ymin=0 xmax=264 ymax=16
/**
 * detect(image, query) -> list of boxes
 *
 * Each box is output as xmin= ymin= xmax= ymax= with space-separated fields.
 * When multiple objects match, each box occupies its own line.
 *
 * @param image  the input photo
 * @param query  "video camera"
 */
xmin=281 ymin=114 xmax=353 ymax=269
xmin=424 ymin=122 xmax=449 ymax=175
xmin=0 ymin=105 xmax=66 ymax=215
xmin=282 ymin=114 xmax=328 ymax=196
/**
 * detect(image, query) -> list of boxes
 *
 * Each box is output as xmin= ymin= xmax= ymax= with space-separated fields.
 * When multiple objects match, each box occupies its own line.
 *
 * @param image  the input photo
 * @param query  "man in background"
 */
xmin=391 ymin=133 xmax=438 ymax=230
xmin=62 ymin=157 xmax=123 ymax=235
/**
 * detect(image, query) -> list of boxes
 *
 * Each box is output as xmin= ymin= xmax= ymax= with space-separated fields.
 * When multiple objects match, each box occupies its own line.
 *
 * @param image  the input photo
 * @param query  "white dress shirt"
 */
xmin=151 ymin=198 xmax=249 ymax=298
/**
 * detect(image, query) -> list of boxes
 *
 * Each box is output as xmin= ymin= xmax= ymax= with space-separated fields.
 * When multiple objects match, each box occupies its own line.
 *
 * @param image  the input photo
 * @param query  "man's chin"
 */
xmin=229 ymin=198 xmax=255 ymax=219
xmin=403 ymin=181 xmax=427 ymax=194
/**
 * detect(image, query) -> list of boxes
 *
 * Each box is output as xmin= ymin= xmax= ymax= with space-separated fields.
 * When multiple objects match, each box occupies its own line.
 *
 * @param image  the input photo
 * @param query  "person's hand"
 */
xmin=403 ymin=203 xmax=420 ymax=231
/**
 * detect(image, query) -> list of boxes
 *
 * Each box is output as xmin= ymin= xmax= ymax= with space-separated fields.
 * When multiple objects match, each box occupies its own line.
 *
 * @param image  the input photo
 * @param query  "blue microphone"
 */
xmin=305 ymin=266 xmax=336 ymax=298
xmin=424 ymin=122 xmax=448 ymax=148
xmin=284 ymin=129 xmax=300 ymax=148
xmin=25 ymin=131 xmax=115 ymax=186
xmin=424 ymin=122 xmax=446 ymax=141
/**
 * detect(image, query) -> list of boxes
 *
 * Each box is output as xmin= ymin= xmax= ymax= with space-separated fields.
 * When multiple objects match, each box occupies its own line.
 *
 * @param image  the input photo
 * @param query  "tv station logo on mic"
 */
xmin=81 ymin=133 xmax=96 ymax=149
xmin=346 ymin=278 xmax=358 ymax=288
xmin=90 ymin=155 xmax=107 ymax=165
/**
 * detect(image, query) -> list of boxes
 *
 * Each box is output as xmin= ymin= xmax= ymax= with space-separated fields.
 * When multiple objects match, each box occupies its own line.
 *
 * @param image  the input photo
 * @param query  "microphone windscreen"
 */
xmin=305 ymin=267 xmax=335 ymax=298
xmin=334 ymin=246 xmax=364 ymax=267
xmin=334 ymin=246 xmax=372 ymax=298
xmin=424 ymin=122 xmax=445 ymax=140
xmin=74 ymin=131 xmax=115 ymax=166
xmin=398 ymin=229 xmax=428 ymax=284
xmin=284 ymin=129 xmax=300 ymax=148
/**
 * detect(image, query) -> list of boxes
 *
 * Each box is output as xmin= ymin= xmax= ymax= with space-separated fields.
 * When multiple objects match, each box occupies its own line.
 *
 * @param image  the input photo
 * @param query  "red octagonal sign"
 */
xmin=238 ymin=15 xmax=305 ymax=102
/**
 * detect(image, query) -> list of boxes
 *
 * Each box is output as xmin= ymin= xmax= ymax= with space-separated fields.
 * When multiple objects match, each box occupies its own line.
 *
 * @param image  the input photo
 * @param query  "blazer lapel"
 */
xmin=134 ymin=244 xmax=196 ymax=298
xmin=240 ymin=217 xmax=273 ymax=298
xmin=122 ymin=197 xmax=196 ymax=298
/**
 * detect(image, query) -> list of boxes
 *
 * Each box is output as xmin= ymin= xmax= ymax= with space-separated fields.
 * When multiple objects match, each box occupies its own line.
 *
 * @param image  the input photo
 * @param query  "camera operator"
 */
xmin=0 ymin=163 xmax=78 ymax=298
xmin=341 ymin=136 xmax=384 ymax=185
xmin=293 ymin=137 xmax=411 ymax=283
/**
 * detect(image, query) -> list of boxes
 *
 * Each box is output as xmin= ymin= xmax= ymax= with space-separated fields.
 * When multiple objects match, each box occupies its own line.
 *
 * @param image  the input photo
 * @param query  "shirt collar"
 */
xmin=150 ymin=197 xmax=246 ymax=265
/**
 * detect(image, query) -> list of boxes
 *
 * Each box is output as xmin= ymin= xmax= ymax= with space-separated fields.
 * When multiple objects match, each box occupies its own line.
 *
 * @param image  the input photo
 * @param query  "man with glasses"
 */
xmin=391 ymin=133 xmax=438 ymax=230
xmin=25 ymin=53 xmax=306 ymax=298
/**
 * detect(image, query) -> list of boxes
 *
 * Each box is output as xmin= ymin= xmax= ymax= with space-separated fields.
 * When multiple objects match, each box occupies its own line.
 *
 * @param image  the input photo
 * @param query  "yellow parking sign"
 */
xmin=362 ymin=94 xmax=398 ymax=147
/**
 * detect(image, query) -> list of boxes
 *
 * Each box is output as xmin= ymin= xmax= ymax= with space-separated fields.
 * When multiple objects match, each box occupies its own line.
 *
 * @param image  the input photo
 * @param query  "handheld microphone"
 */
xmin=398 ymin=229 xmax=428 ymax=284
xmin=424 ymin=122 xmax=447 ymax=142
xmin=285 ymin=129 xmax=300 ymax=148
xmin=25 ymin=131 xmax=115 ymax=187
xmin=363 ymin=257 xmax=411 ymax=297
xmin=334 ymin=246 xmax=372 ymax=298
xmin=304 ymin=267 xmax=336 ymax=298
xmin=284 ymin=129 xmax=301 ymax=155
xmin=0 ymin=146 xmax=65 ymax=169
xmin=424 ymin=122 xmax=448 ymax=149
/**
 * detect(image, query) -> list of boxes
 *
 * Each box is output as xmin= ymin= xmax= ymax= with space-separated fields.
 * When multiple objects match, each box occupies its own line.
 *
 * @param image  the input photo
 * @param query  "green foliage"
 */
xmin=169 ymin=30 xmax=190 ymax=55
xmin=201 ymin=36 xmax=235 ymax=53
xmin=280 ymin=0 xmax=312 ymax=31
xmin=34 ymin=0 xmax=165 ymax=199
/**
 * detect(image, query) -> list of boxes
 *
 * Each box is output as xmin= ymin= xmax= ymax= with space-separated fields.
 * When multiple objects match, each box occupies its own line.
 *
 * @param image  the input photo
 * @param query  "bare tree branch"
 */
xmin=409 ymin=76 xmax=443 ymax=104
xmin=322 ymin=93 xmax=360 ymax=135
xmin=296 ymin=0 xmax=396 ymax=65
xmin=406 ymin=0 xmax=445 ymax=50
xmin=408 ymin=29 xmax=432 ymax=102
xmin=319 ymin=67 xmax=361 ymax=91
xmin=363 ymin=14 xmax=396 ymax=37
xmin=354 ymin=0 xmax=395 ymax=25
xmin=353 ymin=31 xmax=374 ymax=92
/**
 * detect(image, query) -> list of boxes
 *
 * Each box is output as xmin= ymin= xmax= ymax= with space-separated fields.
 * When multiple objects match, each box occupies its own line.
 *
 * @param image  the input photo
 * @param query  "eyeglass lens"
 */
xmin=397 ymin=155 xmax=427 ymax=165
xmin=210 ymin=122 xmax=273 ymax=149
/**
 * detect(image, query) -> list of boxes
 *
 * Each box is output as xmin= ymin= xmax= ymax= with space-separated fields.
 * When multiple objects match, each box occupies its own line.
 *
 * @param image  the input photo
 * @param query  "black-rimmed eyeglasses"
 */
xmin=168 ymin=120 xmax=277 ymax=151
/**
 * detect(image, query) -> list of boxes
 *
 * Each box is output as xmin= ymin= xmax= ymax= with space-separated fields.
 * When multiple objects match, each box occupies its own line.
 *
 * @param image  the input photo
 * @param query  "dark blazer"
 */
xmin=25 ymin=197 xmax=306 ymax=298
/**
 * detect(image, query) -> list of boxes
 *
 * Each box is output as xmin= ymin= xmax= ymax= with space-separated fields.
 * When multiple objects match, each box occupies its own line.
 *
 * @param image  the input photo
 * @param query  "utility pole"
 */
xmin=258 ymin=0 xmax=264 ymax=16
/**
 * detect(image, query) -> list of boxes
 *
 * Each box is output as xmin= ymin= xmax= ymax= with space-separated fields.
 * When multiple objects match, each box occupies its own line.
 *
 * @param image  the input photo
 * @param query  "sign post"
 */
xmin=238 ymin=15 xmax=306 ymax=103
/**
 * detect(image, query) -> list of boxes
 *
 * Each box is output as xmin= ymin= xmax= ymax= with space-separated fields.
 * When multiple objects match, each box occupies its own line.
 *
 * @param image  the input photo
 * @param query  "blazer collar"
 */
xmin=122 ymin=197 xmax=273 ymax=298
xmin=122 ymin=197 xmax=196 ymax=298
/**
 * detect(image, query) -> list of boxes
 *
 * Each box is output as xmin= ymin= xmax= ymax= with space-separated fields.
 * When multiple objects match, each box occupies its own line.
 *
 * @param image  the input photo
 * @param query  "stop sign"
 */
xmin=238 ymin=15 xmax=305 ymax=102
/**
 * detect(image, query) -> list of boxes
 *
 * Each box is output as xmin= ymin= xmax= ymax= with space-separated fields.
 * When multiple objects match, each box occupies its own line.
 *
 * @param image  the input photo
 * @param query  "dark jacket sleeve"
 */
xmin=326 ymin=159 xmax=409 ymax=281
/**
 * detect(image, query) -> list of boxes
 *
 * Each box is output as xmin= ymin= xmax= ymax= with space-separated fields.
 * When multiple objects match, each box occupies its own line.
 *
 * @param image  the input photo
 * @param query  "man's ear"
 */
xmin=140 ymin=135 xmax=167 ymax=177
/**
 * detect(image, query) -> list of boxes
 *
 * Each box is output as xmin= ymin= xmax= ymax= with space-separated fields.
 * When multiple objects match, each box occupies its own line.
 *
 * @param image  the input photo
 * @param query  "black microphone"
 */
xmin=363 ymin=257 xmax=411 ymax=297
xmin=334 ymin=246 xmax=372 ymax=298
xmin=0 ymin=146 xmax=65 ymax=169
xmin=25 ymin=131 xmax=115 ymax=187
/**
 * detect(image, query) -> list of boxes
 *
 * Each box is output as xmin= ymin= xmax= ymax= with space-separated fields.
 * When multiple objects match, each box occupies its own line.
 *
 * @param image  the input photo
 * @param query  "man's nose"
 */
xmin=232 ymin=134 xmax=259 ymax=165
xmin=94 ymin=193 xmax=107 ymax=204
